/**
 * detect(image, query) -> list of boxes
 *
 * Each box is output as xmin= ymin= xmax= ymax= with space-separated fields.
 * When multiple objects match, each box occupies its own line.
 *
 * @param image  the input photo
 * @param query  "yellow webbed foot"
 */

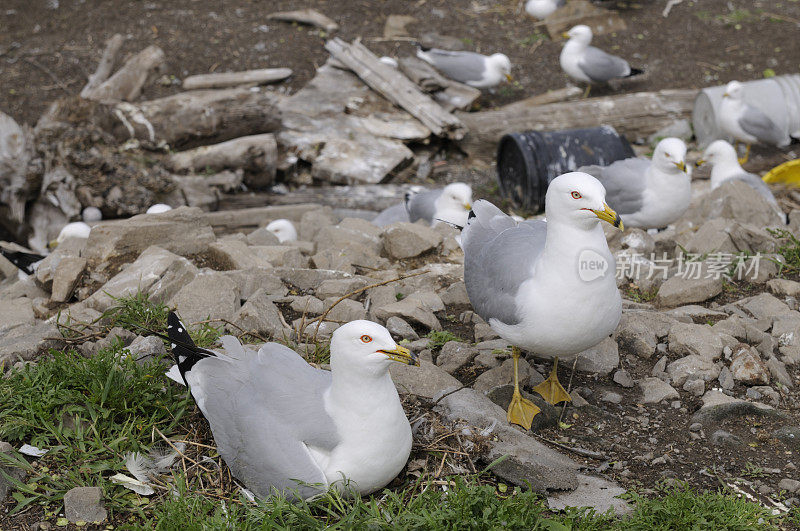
xmin=507 ymin=389 xmax=541 ymax=430
xmin=532 ymin=358 xmax=573 ymax=405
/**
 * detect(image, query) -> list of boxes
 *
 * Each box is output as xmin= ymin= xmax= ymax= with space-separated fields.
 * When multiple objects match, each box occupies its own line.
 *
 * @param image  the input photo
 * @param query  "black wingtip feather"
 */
xmin=0 ymin=248 xmax=46 ymax=275
xmin=627 ymin=67 xmax=645 ymax=77
xmin=167 ymin=312 xmax=214 ymax=383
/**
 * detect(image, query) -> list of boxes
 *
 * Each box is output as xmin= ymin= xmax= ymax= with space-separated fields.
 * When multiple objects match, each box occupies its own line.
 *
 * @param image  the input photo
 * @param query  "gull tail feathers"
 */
xmin=0 ymin=248 xmax=46 ymax=275
xmin=166 ymin=312 xmax=215 ymax=385
xmin=627 ymin=67 xmax=645 ymax=77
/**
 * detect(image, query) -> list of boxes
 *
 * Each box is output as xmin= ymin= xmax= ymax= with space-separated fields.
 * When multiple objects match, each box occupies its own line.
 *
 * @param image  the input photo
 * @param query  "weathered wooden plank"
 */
xmin=457 ymin=88 xmax=698 ymax=156
xmin=83 ymin=45 xmax=165 ymax=102
xmin=202 ymin=204 xmax=319 ymax=234
xmin=267 ymin=9 xmax=339 ymax=32
xmin=80 ymin=34 xmax=124 ymax=98
xmin=325 ymin=38 xmax=467 ymax=140
xmin=183 ymin=68 xmax=293 ymax=90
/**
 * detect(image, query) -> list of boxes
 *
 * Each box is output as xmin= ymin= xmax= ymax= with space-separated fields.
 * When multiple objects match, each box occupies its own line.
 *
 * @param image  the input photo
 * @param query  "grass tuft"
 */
xmin=426 ymin=330 xmax=462 ymax=353
xmin=767 ymin=228 xmax=800 ymax=275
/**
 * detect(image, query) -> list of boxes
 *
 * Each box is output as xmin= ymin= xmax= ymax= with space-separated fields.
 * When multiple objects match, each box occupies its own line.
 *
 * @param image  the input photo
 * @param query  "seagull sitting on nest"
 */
xmin=372 ymin=182 xmax=473 ymax=228
xmin=461 ymin=172 xmax=623 ymax=429
xmin=266 ymin=219 xmax=298 ymax=243
xmin=578 ymin=137 xmax=690 ymax=229
xmin=717 ymin=80 xmax=791 ymax=164
xmin=416 ymin=46 xmax=513 ymax=89
xmin=559 ymin=25 xmax=643 ymax=97
xmin=696 ymin=139 xmax=786 ymax=223
xmin=166 ymin=313 xmax=419 ymax=500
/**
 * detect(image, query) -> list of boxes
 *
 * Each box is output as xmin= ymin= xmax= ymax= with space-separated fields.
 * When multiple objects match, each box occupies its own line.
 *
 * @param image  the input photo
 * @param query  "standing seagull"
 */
xmin=372 ymin=183 xmax=473 ymax=228
xmin=461 ymin=173 xmax=623 ymax=429
xmin=696 ymin=139 xmax=785 ymax=223
xmin=416 ymin=46 xmax=512 ymax=89
xmin=559 ymin=25 xmax=643 ymax=97
xmin=166 ymin=312 xmax=419 ymax=499
xmin=717 ymin=80 xmax=790 ymax=164
xmin=578 ymin=138 xmax=690 ymax=229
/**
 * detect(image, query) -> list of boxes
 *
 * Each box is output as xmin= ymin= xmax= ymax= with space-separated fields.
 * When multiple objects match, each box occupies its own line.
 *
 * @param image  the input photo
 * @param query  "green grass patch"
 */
xmin=426 ymin=330 xmax=462 ymax=353
xmin=767 ymin=228 xmax=800 ymax=275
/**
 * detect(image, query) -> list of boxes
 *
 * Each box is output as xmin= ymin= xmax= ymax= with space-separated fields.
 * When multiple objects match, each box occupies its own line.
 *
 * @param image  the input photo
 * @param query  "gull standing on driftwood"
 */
xmin=559 ymin=25 xmax=643 ymax=97
xmin=578 ymin=137 xmax=690 ymax=229
xmin=717 ymin=80 xmax=790 ymax=164
xmin=166 ymin=313 xmax=419 ymax=499
xmin=372 ymin=182 xmax=473 ymax=228
xmin=461 ymin=173 xmax=623 ymax=429
xmin=416 ymin=46 xmax=513 ymax=89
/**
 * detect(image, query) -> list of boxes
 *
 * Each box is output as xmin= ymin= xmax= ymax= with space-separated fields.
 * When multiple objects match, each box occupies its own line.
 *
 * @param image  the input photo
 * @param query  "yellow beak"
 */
xmin=47 ymin=239 xmax=59 ymax=250
xmin=505 ymin=73 xmax=513 ymax=82
xmin=695 ymin=159 xmax=706 ymax=168
xmin=592 ymin=203 xmax=624 ymax=230
xmin=464 ymin=202 xmax=472 ymax=210
xmin=379 ymin=345 xmax=419 ymax=366
xmin=723 ymin=92 xmax=729 ymax=98
xmin=674 ymin=161 xmax=687 ymax=172
xmin=562 ymin=32 xmax=570 ymax=39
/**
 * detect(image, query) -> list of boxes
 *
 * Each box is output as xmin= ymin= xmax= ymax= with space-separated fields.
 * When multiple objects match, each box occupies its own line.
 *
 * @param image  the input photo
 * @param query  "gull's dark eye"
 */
xmin=571 ymin=191 xmax=582 ymax=199
xmin=360 ymin=335 xmax=372 ymax=343
xmin=665 ymin=153 xmax=671 ymax=158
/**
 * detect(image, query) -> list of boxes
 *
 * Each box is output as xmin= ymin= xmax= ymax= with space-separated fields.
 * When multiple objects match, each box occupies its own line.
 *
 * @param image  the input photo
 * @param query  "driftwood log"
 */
xmin=167 ymin=134 xmax=278 ymax=188
xmin=82 ymin=45 xmax=165 ymax=102
xmin=397 ymin=56 xmax=481 ymax=112
xmin=80 ymin=34 xmax=124 ymax=98
xmin=108 ymin=87 xmax=282 ymax=148
xmin=267 ymin=9 xmax=339 ymax=32
xmin=325 ymin=38 xmax=467 ymax=140
xmin=183 ymin=68 xmax=293 ymax=90
xmin=202 ymin=204 xmax=319 ymax=235
xmin=457 ymin=88 xmax=698 ymax=156
xmin=219 ymin=183 xmax=420 ymax=212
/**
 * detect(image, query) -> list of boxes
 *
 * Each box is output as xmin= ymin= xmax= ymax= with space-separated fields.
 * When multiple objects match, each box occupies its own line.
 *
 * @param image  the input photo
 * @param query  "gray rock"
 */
xmin=299 ymin=208 xmax=337 ymax=241
xmin=666 ymin=355 xmax=720 ymax=387
xmin=273 ymin=268 xmax=353 ymax=292
xmin=250 ymin=245 xmax=307 ymax=269
xmin=574 ymin=337 xmax=619 ymax=375
xmin=433 ymin=388 xmax=580 ymax=492
xmin=665 ymin=305 xmax=727 ymax=320
xmin=485 ymin=384 xmax=560 ymax=431
xmin=683 ymin=378 xmax=706 ymax=396
xmin=718 ymin=365 xmax=735 ymax=390
xmin=730 ymin=345 xmax=770 ymax=385
xmin=315 ymin=277 xmax=370 ymax=300
xmin=322 ymin=297 xmax=366 ymax=322
xmin=772 ymin=312 xmax=800 ymax=347
xmin=311 ymin=244 xmax=389 ymax=274
xmin=436 ymin=341 xmax=478 ymax=375
xmin=385 ymin=316 xmax=419 ymax=341
xmin=474 ymin=322 xmax=499 ymax=341
xmin=652 ymin=355 xmax=668 ymax=376
xmin=684 ymin=218 xmax=739 ymax=255
xmin=83 ymin=206 xmax=215 ymax=272
xmin=207 ymin=239 xmax=273 ymax=269
xmin=33 ymin=236 xmax=85 ymax=291
xmin=547 ymin=474 xmax=631 ymax=515
xmin=0 ymin=321 xmax=64 ymax=369
xmin=50 ymin=256 xmax=87 ymax=302
xmin=0 ymin=275 xmax=48 ymax=301
xmin=171 ymin=272 xmax=240 ymax=326
xmin=639 ymin=377 xmax=679 ymax=404
xmin=692 ymin=180 xmax=784 ymax=228
xmin=64 ymin=486 xmax=107 ymax=523
xmin=600 ymin=391 xmax=622 ymax=404
xmin=689 ymin=422 xmax=703 ymax=432
xmin=288 ymin=295 xmax=324 ymax=316
xmin=382 ymin=222 xmax=442 ymax=260
xmin=668 ymin=322 xmax=723 ymax=361
xmin=655 ymin=272 xmax=723 ymax=308
xmin=0 ymin=297 xmax=35 ymax=333
xmin=245 ymin=226 xmax=280 ymax=246
xmin=778 ymin=478 xmax=800 ymax=494
xmin=405 ymin=291 xmax=445 ymax=312
xmin=85 ymin=246 xmax=197 ymax=311
xmin=440 ymin=281 xmax=470 ymax=306
xmin=315 ymin=220 xmax=383 ymax=255
xmin=613 ymin=369 xmax=634 ymax=388
xmin=373 ymin=298 xmax=441 ymax=330
xmin=222 ymin=268 xmax=286 ymax=301
xmin=231 ymin=288 xmax=289 ymax=339
xmin=692 ymin=390 xmax=778 ymax=425
xmin=710 ymin=430 xmax=743 ymax=447
xmin=391 ymin=359 xmax=460 ymax=399
xmin=768 ymin=278 xmax=800 ymax=298
xmin=766 ymin=357 xmax=793 ymax=388
xmin=294 ymin=319 xmax=339 ymax=340
xmin=737 ymin=293 xmax=792 ymax=322
xmin=125 ymin=335 xmax=167 ymax=365
xmin=473 ymin=357 xmax=533 ymax=393
xmin=617 ymin=311 xmax=678 ymax=359
xmin=733 ymin=254 xmax=780 ymax=284
xmin=748 ymin=385 xmax=780 ymax=406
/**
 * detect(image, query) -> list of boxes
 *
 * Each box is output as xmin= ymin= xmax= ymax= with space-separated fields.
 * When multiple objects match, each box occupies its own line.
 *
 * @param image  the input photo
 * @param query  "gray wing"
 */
xmin=372 ymin=203 xmax=410 ymax=226
xmin=578 ymin=157 xmax=649 ymax=215
xmin=406 ymin=189 xmax=440 ymax=223
xmin=462 ymin=200 xmax=546 ymax=326
xmin=578 ymin=46 xmax=631 ymax=83
xmin=188 ymin=337 xmax=339 ymax=500
xmin=739 ymin=104 xmax=787 ymax=146
xmin=421 ymin=49 xmax=487 ymax=84
xmin=556 ymin=0 xmax=566 ymax=5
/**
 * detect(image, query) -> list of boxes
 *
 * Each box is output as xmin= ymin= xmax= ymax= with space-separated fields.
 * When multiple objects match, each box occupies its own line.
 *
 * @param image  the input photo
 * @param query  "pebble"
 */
xmin=613 ymin=369 xmax=634 ymax=388
xmin=600 ymin=391 xmax=623 ymax=404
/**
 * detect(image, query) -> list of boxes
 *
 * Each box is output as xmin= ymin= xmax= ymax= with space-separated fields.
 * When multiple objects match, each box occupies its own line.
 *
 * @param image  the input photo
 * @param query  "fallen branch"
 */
xmin=267 ymin=9 xmax=339 ymax=32
xmin=533 ymin=434 xmax=608 ymax=460
xmin=83 ymin=45 xmax=165 ymax=102
xmin=325 ymin=38 xmax=467 ymax=140
xmin=183 ymin=68 xmax=292 ymax=90
xmin=80 ymin=34 xmax=124 ymax=97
